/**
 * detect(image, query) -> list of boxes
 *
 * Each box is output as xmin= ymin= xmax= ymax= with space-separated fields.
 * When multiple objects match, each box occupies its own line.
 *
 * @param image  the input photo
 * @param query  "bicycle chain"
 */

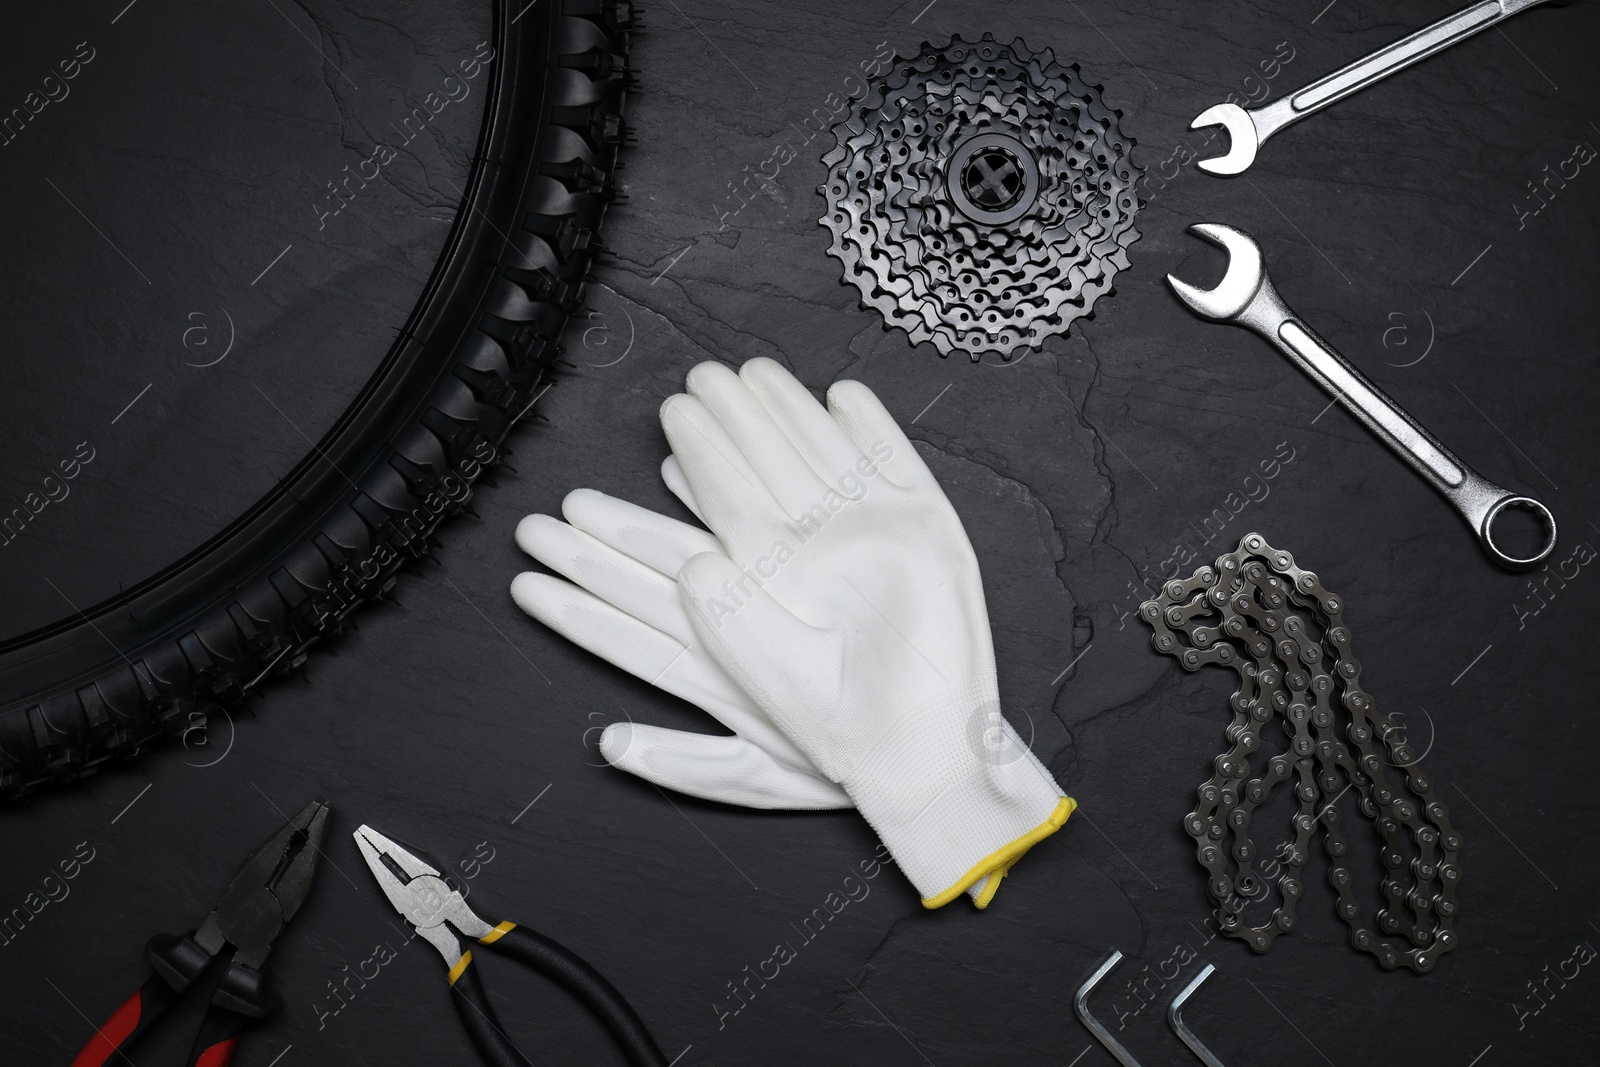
xmin=1140 ymin=533 xmax=1462 ymax=973
xmin=818 ymin=33 xmax=1141 ymax=361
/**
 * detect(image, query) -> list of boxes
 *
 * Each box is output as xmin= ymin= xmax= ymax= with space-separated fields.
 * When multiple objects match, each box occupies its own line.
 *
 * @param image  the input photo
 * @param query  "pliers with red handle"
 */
xmin=70 ymin=798 xmax=329 ymax=1067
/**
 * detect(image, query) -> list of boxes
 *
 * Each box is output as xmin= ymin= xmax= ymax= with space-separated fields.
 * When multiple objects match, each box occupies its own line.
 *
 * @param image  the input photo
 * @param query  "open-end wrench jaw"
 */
xmin=1190 ymin=103 xmax=1259 ymax=176
xmin=1165 ymin=223 xmax=1268 ymax=322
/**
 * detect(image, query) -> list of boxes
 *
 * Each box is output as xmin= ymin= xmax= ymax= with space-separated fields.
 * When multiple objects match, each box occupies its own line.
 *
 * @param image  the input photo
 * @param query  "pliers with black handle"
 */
xmin=71 ymin=798 xmax=329 ymax=1067
xmin=353 ymin=823 xmax=669 ymax=1067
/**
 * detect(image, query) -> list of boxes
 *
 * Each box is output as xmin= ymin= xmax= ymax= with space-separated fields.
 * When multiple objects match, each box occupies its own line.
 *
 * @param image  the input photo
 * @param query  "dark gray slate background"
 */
xmin=2 ymin=0 xmax=1598 ymax=1065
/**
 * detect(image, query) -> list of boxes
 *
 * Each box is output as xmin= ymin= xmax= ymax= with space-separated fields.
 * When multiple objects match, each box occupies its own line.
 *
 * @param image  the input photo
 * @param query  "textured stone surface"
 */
xmin=3 ymin=0 xmax=1599 ymax=1064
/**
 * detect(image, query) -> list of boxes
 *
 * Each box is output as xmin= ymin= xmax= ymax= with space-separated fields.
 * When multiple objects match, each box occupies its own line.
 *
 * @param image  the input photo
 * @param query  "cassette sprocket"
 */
xmin=819 ymin=33 xmax=1142 ymax=361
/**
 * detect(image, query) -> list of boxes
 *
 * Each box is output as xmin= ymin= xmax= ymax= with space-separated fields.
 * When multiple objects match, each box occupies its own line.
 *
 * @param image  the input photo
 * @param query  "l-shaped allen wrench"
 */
xmin=1074 ymin=950 xmax=1144 ymax=1067
xmin=1075 ymin=950 xmax=1230 ymax=1067
xmin=1167 ymin=963 xmax=1226 ymax=1067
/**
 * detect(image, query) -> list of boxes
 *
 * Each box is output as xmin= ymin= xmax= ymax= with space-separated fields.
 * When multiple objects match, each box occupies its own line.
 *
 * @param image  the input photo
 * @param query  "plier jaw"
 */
xmin=352 ymin=824 xmax=492 ymax=966
xmin=196 ymin=798 xmax=331 ymax=968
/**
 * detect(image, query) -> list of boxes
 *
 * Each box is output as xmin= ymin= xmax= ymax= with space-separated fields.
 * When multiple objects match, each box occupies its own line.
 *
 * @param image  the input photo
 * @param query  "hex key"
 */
xmin=1074 ymin=950 xmax=1144 ymax=1067
xmin=1167 ymin=963 xmax=1226 ymax=1067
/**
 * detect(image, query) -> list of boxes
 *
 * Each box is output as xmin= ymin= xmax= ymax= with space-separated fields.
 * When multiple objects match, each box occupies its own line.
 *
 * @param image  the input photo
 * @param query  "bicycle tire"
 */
xmin=0 ymin=0 xmax=636 ymax=799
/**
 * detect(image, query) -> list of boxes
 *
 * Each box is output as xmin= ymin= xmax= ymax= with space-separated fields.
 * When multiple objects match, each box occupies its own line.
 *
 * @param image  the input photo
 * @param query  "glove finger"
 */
xmin=600 ymin=723 xmax=852 ymax=810
xmin=513 ymin=571 xmax=820 ymax=771
xmin=560 ymin=487 xmax=720 ymax=581
xmin=661 ymin=393 xmax=791 ymax=560
xmin=661 ymin=455 xmax=706 ymax=524
xmin=679 ymin=551 xmax=839 ymax=773
xmin=685 ymin=361 xmax=831 ymax=517
xmin=513 ymin=570 xmax=701 ymax=682
xmin=825 ymin=379 xmax=939 ymax=493
xmin=516 ymin=513 xmax=696 ymax=646
xmin=740 ymin=357 xmax=870 ymax=492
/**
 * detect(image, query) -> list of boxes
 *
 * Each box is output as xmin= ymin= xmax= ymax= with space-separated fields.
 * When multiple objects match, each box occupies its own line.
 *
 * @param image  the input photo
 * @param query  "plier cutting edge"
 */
xmin=71 ymin=798 xmax=330 ymax=1067
xmin=353 ymin=823 xmax=670 ymax=1067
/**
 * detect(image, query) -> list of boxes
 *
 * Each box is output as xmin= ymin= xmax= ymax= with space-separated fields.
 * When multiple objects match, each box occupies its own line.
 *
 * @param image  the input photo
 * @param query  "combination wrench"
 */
xmin=1167 ymin=223 xmax=1557 ymax=570
xmin=1190 ymin=0 xmax=1560 ymax=175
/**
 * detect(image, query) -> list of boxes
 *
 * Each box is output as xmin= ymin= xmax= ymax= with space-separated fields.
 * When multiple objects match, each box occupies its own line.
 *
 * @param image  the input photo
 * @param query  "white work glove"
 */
xmin=661 ymin=357 xmax=1074 ymax=908
xmin=511 ymin=478 xmax=1008 ymax=903
xmin=512 ymin=486 xmax=851 ymax=809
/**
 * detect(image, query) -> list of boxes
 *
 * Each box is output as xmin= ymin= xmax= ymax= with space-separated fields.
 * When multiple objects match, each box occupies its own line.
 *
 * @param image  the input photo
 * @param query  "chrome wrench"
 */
xmin=1168 ymin=223 xmax=1557 ymax=570
xmin=1191 ymin=0 xmax=1557 ymax=175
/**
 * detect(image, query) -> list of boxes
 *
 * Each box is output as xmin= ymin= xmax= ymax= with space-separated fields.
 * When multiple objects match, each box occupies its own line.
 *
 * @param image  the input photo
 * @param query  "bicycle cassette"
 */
xmin=819 ymin=34 xmax=1142 ymax=361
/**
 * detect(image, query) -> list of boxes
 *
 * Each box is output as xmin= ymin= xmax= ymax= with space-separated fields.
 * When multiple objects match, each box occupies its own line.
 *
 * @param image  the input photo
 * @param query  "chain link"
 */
xmin=1140 ymin=532 xmax=1462 ymax=973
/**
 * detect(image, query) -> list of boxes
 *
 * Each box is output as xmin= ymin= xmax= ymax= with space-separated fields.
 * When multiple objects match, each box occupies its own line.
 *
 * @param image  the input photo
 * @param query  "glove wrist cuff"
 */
xmin=844 ymin=677 xmax=1074 ymax=908
xmin=921 ymin=794 xmax=1075 ymax=907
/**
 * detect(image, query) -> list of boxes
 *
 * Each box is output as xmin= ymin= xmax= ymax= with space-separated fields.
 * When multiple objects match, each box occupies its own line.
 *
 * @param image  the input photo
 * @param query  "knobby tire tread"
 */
xmin=0 ymin=0 xmax=639 ymax=799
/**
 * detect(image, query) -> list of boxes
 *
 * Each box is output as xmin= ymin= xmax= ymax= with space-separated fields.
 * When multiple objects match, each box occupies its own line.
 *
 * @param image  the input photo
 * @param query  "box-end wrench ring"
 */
xmin=1167 ymin=223 xmax=1557 ymax=571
